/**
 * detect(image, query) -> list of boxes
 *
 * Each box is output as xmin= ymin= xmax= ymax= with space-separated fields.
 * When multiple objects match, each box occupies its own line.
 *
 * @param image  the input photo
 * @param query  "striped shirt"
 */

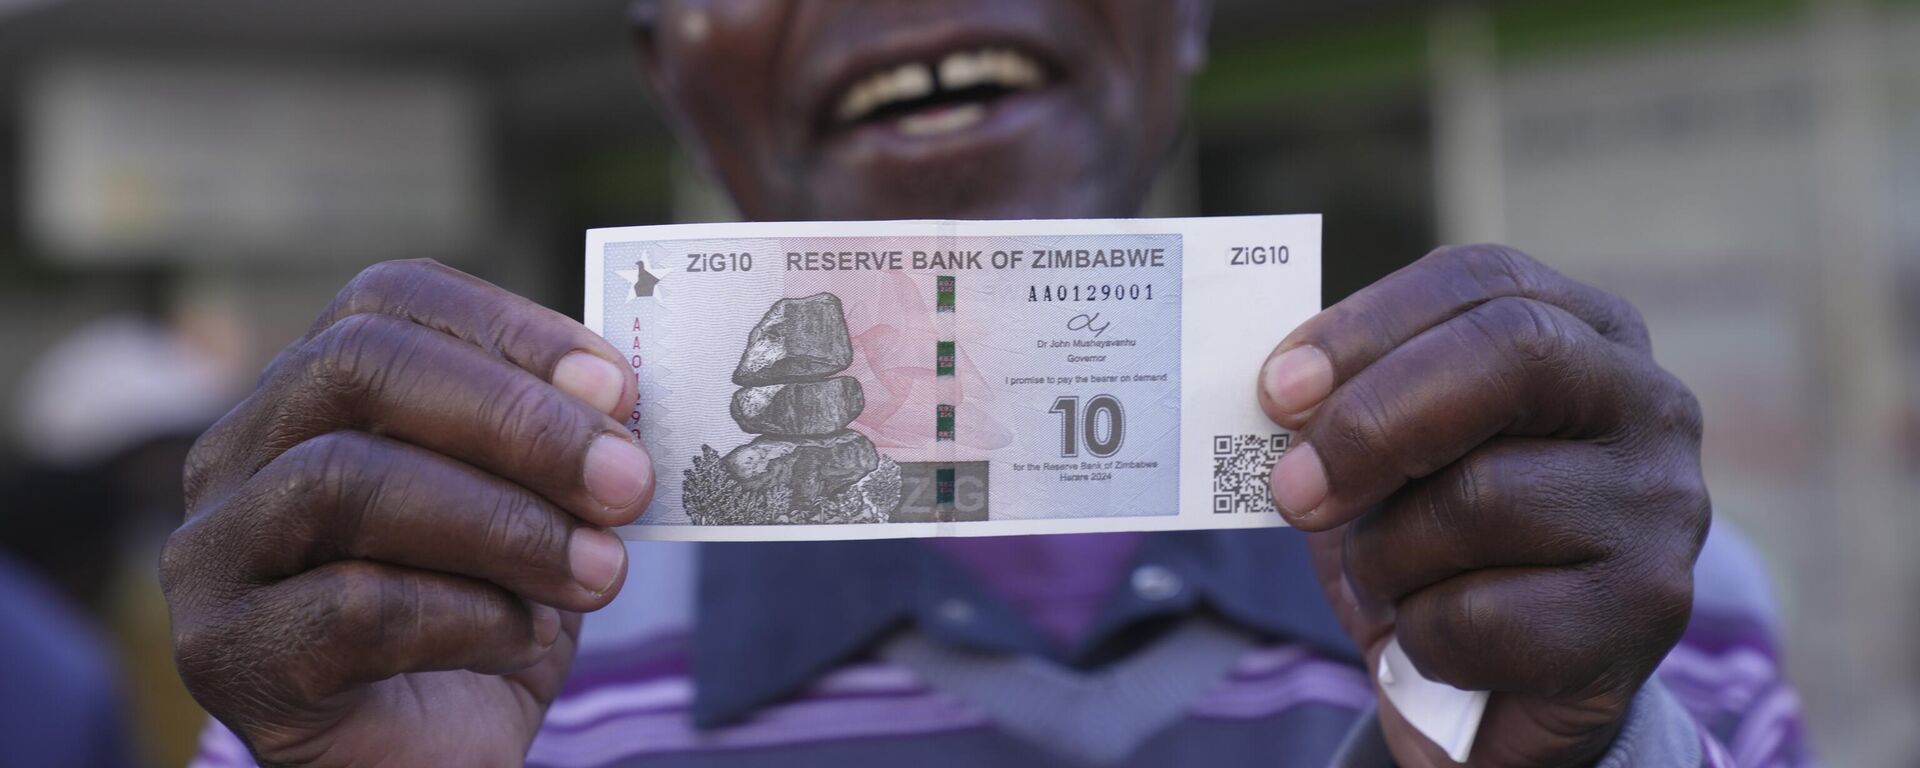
xmin=192 ymin=526 xmax=1813 ymax=767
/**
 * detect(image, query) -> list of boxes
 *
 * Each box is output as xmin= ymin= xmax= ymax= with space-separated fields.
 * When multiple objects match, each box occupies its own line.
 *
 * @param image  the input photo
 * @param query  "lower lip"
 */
xmin=823 ymin=87 xmax=1064 ymax=162
xmin=898 ymin=102 xmax=988 ymax=137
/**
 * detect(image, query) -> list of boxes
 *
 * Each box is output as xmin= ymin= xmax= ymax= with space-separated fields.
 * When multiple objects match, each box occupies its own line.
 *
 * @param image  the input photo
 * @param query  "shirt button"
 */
xmin=936 ymin=598 xmax=976 ymax=625
xmin=1131 ymin=564 xmax=1184 ymax=602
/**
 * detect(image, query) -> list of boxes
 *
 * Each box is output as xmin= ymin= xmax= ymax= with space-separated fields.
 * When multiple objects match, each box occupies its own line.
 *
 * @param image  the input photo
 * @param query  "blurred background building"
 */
xmin=0 ymin=0 xmax=1912 ymax=765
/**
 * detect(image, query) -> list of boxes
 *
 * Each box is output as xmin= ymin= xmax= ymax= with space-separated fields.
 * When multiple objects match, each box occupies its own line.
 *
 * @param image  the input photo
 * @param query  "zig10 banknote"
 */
xmin=586 ymin=215 xmax=1320 ymax=541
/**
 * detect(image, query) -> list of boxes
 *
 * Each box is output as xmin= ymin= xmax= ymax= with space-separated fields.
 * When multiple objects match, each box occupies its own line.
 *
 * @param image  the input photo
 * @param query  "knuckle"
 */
xmin=1405 ymin=584 xmax=1523 ymax=691
xmin=1422 ymin=459 xmax=1499 ymax=564
xmin=263 ymin=434 xmax=392 ymax=558
xmin=318 ymin=262 xmax=397 ymax=326
xmin=486 ymin=303 xmax=547 ymax=362
xmin=274 ymin=433 xmax=369 ymax=511
xmin=487 ymin=378 xmax=587 ymax=471
xmin=1654 ymin=374 xmax=1706 ymax=442
xmin=168 ymin=598 xmax=262 ymax=710
xmin=301 ymin=312 xmax=390 ymax=391
xmin=340 ymin=261 xmax=397 ymax=303
xmin=334 ymin=259 xmax=440 ymax=315
xmin=1327 ymin=377 xmax=1461 ymax=482
xmin=1562 ymin=564 xmax=1688 ymax=696
xmin=1642 ymin=568 xmax=1695 ymax=640
xmin=1474 ymin=296 xmax=1574 ymax=368
xmin=1451 ymin=585 xmax=1510 ymax=651
xmin=463 ymin=590 xmax=519 ymax=647
xmin=171 ymin=619 xmax=228 ymax=689
xmin=157 ymin=525 xmax=204 ymax=598
xmin=254 ymin=340 xmax=303 ymax=389
xmin=1436 ymin=243 xmax=1546 ymax=297
xmin=1631 ymin=461 xmax=1711 ymax=558
xmin=1317 ymin=294 xmax=1399 ymax=357
xmin=1449 ymin=452 xmax=1503 ymax=522
xmin=481 ymin=491 xmax=567 ymax=578
xmin=1323 ymin=383 xmax=1399 ymax=472
xmin=182 ymin=418 xmax=238 ymax=509
xmin=1586 ymin=564 xmax=1693 ymax=697
xmin=1645 ymin=570 xmax=1696 ymax=649
xmin=1646 ymin=461 xmax=1711 ymax=535
xmin=1683 ymin=488 xmax=1713 ymax=550
xmin=310 ymin=562 xmax=404 ymax=654
xmin=1604 ymin=292 xmax=1653 ymax=346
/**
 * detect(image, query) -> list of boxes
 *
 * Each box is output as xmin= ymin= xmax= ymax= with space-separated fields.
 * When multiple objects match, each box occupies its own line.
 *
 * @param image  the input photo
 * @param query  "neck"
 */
xmin=931 ymin=533 xmax=1148 ymax=650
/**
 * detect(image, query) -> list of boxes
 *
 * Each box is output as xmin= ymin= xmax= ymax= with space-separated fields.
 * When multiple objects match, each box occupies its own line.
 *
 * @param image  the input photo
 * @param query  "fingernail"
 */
xmin=554 ymin=352 xmax=628 ymax=416
xmin=530 ymin=603 xmax=561 ymax=647
xmin=1270 ymin=442 xmax=1328 ymax=522
xmin=569 ymin=527 xmax=628 ymax=595
xmin=1347 ymin=572 xmax=1397 ymax=625
xmin=1336 ymin=569 xmax=1362 ymax=613
xmin=1261 ymin=346 xmax=1334 ymax=416
xmin=584 ymin=435 xmax=652 ymax=509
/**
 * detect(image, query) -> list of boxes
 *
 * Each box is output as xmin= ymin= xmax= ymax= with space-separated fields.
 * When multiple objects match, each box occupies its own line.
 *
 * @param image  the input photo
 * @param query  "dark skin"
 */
xmin=161 ymin=1 xmax=1709 ymax=766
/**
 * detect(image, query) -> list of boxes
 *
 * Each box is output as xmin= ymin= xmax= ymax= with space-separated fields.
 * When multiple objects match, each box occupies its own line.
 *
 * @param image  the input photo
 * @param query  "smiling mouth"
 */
xmin=829 ymin=48 xmax=1051 ymax=138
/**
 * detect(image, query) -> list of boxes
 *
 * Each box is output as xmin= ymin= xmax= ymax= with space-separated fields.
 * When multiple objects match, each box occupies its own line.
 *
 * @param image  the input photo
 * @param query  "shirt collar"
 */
xmin=691 ymin=528 xmax=1357 ymax=727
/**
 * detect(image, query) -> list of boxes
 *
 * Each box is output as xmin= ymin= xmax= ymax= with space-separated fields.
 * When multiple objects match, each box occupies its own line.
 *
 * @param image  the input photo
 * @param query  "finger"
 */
xmin=197 ymin=313 xmax=654 ymax=527
xmin=1268 ymin=296 xmax=1654 ymax=529
xmin=1304 ymin=524 xmax=1391 ymax=650
xmin=178 ymin=432 xmax=630 ymax=612
xmin=1259 ymin=244 xmax=1648 ymax=427
xmin=1372 ymin=695 xmax=1466 ymax=768
xmin=308 ymin=259 xmax=635 ymax=419
xmin=506 ymin=609 xmax=585 ymax=708
xmin=1459 ymin=692 xmax=1631 ymax=768
xmin=1392 ymin=566 xmax=1689 ymax=698
xmin=174 ymin=561 xmax=562 ymax=706
xmin=1372 ymin=673 xmax=1627 ymax=768
xmin=1341 ymin=439 xmax=1615 ymax=616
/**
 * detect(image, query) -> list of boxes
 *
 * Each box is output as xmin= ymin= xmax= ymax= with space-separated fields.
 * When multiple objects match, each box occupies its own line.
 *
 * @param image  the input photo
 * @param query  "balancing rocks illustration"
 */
xmin=682 ymin=293 xmax=902 ymax=525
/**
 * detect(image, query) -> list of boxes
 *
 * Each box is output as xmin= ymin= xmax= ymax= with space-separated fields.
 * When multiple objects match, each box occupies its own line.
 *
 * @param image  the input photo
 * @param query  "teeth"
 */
xmin=900 ymin=103 xmax=987 ymax=137
xmin=834 ymin=48 xmax=1046 ymax=126
xmin=938 ymin=49 xmax=1043 ymax=92
xmin=836 ymin=62 xmax=935 ymax=123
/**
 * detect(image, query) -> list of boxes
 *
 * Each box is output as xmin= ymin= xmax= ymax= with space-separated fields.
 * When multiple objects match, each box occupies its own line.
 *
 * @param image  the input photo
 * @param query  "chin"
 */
xmin=792 ymin=132 xmax=1148 ymax=221
xmin=800 ymin=175 xmax=1134 ymax=221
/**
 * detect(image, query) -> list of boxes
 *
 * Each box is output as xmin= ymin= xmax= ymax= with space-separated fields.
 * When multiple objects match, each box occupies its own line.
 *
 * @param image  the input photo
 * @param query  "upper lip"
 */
xmin=794 ymin=21 xmax=1066 ymax=139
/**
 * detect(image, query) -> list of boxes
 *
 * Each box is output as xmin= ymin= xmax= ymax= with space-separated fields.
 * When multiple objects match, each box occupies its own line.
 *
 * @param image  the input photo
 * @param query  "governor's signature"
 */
xmin=1066 ymin=313 xmax=1111 ymax=339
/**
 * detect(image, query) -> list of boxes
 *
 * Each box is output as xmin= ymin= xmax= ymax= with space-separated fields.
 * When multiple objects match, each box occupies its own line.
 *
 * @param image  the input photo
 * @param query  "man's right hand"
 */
xmin=160 ymin=259 xmax=655 ymax=767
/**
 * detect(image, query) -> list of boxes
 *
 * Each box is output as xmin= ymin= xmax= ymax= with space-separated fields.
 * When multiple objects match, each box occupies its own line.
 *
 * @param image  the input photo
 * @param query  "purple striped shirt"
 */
xmin=190 ymin=526 xmax=1812 ymax=767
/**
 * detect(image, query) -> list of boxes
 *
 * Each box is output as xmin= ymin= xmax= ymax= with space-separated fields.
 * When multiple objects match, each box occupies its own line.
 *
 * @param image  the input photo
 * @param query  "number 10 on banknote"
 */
xmin=586 ymin=215 xmax=1321 ymax=541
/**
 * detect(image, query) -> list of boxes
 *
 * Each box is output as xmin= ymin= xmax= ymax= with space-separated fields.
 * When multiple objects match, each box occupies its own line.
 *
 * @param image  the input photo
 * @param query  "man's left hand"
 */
xmin=1257 ymin=244 xmax=1711 ymax=766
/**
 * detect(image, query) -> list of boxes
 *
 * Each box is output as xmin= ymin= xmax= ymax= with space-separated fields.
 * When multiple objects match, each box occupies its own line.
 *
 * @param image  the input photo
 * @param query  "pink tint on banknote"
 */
xmin=783 ymin=266 xmax=1012 ymax=459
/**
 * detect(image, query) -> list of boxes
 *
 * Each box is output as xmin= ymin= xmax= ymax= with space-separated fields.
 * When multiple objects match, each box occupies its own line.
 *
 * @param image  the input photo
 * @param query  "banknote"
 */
xmin=587 ymin=215 xmax=1320 ymax=541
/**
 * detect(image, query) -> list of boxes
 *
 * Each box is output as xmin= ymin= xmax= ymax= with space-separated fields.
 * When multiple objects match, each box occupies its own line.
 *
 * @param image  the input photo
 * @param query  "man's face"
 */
xmin=634 ymin=0 xmax=1209 ymax=221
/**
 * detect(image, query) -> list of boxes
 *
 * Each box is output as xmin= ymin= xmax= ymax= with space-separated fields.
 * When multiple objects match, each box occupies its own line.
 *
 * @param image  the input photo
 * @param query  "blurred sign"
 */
xmin=1494 ymin=28 xmax=1817 ymax=270
xmin=25 ymin=60 xmax=486 ymax=263
xmin=1473 ymin=28 xmax=1825 ymax=484
xmin=0 ymin=0 xmax=64 ymax=20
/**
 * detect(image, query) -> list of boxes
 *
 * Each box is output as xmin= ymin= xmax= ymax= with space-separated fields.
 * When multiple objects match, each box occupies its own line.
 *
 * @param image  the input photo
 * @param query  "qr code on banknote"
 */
xmin=1211 ymin=434 xmax=1290 ymax=514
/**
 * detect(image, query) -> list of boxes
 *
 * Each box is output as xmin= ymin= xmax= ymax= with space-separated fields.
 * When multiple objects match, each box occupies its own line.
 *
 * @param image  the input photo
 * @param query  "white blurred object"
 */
xmin=1377 ymin=635 xmax=1490 ymax=764
xmin=14 ymin=316 xmax=236 ymax=466
xmin=24 ymin=59 xmax=485 ymax=263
